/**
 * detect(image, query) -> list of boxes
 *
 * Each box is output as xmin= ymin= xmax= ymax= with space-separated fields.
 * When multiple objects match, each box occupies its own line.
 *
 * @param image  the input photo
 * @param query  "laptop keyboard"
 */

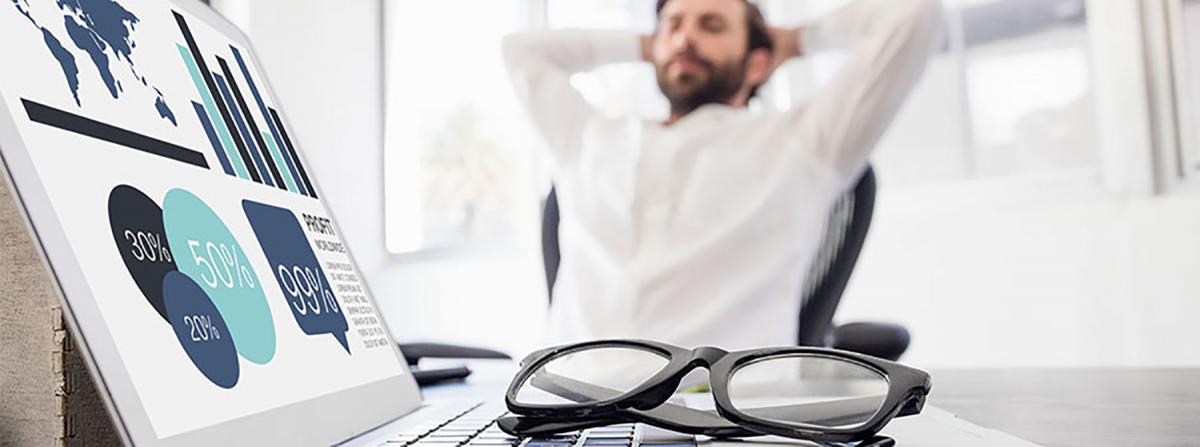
xmin=376 ymin=402 xmax=697 ymax=447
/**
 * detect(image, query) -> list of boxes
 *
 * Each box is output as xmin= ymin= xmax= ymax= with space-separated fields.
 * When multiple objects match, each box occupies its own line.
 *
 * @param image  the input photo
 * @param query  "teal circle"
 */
xmin=162 ymin=188 xmax=276 ymax=364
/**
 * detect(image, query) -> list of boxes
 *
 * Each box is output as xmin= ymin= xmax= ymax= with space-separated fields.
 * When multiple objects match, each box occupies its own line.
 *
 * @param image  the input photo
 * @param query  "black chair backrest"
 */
xmin=796 ymin=167 xmax=875 ymax=346
xmin=540 ymin=167 xmax=876 ymax=346
xmin=542 ymin=188 xmax=562 ymax=303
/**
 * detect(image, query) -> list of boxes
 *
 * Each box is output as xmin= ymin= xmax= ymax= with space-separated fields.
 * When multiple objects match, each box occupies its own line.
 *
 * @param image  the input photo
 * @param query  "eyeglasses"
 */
xmin=497 ymin=340 xmax=931 ymax=446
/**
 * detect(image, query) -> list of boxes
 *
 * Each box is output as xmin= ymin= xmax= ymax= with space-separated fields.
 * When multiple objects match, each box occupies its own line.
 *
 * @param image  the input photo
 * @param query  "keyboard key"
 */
xmin=588 ymin=429 xmax=633 ymax=435
xmin=475 ymin=435 xmax=519 ymax=440
xmin=525 ymin=442 xmax=572 ymax=447
xmin=580 ymin=434 xmax=630 ymax=440
xmin=582 ymin=439 xmax=631 ymax=446
xmin=424 ymin=435 xmax=472 ymax=442
xmin=469 ymin=420 xmax=497 ymax=427
xmin=639 ymin=426 xmax=693 ymax=443
xmin=400 ymin=428 xmax=438 ymax=436
xmin=435 ymin=429 xmax=482 ymax=434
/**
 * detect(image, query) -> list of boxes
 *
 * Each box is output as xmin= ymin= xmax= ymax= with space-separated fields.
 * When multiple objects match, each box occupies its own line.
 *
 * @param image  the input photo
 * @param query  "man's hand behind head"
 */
xmin=766 ymin=27 xmax=802 ymax=78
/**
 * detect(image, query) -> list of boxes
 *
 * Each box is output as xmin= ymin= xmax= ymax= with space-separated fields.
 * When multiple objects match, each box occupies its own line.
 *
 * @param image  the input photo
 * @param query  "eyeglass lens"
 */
xmin=515 ymin=345 xmax=670 ymax=405
xmin=727 ymin=355 xmax=889 ymax=430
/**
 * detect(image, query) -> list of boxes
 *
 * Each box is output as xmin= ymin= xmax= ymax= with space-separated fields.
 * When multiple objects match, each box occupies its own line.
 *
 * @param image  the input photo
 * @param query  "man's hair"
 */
xmin=655 ymin=0 xmax=774 ymax=99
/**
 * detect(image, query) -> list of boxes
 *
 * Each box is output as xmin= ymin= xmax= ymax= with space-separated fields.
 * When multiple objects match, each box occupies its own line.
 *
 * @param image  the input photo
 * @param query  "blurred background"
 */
xmin=206 ymin=0 xmax=1200 ymax=369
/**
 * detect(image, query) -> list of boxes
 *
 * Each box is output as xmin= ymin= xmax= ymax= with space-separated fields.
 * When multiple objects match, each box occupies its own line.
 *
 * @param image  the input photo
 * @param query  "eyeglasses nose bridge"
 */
xmin=690 ymin=346 xmax=728 ymax=366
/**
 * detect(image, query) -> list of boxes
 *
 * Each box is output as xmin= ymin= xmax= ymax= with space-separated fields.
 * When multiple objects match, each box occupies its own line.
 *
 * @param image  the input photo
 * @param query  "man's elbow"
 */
xmin=501 ymin=32 xmax=538 ymax=68
xmin=890 ymin=0 xmax=947 ymax=54
xmin=909 ymin=0 xmax=947 ymax=37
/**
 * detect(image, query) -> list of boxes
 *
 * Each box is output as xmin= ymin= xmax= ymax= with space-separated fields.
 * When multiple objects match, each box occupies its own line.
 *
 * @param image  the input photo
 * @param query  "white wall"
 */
xmin=839 ymin=170 xmax=1200 ymax=369
xmin=212 ymin=0 xmax=547 ymax=358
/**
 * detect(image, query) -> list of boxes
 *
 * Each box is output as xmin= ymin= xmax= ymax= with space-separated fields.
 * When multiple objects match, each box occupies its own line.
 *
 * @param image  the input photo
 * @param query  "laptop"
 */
xmin=0 ymin=0 xmax=718 ymax=445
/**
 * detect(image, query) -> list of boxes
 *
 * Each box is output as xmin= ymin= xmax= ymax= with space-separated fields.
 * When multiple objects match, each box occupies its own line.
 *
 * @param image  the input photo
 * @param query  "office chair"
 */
xmin=540 ymin=166 xmax=910 ymax=361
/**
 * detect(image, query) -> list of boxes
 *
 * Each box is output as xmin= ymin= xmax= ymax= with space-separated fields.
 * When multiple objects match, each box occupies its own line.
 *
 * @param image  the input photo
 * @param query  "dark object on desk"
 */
xmin=541 ymin=166 xmax=909 ymax=361
xmin=397 ymin=342 xmax=511 ymax=366
xmin=397 ymin=342 xmax=510 ymax=387
xmin=411 ymin=366 xmax=473 ymax=386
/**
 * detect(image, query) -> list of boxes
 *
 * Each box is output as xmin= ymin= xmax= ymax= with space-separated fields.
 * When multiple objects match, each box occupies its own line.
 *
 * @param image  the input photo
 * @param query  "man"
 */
xmin=503 ymin=0 xmax=944 ymax=350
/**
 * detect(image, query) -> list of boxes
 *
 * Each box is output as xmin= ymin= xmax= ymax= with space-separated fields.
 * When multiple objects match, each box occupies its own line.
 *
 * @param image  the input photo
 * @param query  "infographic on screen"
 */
xmin=0 ymin=0 xmax=405 ymax=439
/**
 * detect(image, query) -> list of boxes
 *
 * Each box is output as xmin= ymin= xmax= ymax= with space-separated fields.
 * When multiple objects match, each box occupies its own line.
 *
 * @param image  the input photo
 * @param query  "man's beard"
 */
xmin=656 ymin=51 xmax=747 ymax=117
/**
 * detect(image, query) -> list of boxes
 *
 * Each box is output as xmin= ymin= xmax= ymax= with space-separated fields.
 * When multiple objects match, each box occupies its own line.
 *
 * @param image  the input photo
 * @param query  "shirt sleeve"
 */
xmin=501 ymin=30 xmax=642 ymax=170
xmin=788 ymin=0 xmax=946 ymax=183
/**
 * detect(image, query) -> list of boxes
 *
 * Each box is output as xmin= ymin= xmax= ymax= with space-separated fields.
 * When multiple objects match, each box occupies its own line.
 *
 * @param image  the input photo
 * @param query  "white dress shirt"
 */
xmin=502 ymin=0 xmax=944 ymax=350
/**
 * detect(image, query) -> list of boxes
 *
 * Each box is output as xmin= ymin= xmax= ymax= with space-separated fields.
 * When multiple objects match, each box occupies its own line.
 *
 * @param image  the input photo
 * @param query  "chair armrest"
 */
xmin=396 ymin=342 xmax=511 ymax=366
xmin=830 ymin=322 xmax=910 ymax=361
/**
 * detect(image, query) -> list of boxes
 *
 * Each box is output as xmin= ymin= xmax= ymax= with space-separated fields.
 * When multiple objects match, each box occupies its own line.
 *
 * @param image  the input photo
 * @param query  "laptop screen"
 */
xmin=0 ymin=0 xmax=409 ymax=441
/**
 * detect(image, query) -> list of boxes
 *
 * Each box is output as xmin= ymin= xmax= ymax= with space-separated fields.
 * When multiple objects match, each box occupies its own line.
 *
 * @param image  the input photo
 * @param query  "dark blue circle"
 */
xmin=108 ymin=185 xmax=177 ymax=321
xmin=163 ymin=271 xmax=239 ymax=388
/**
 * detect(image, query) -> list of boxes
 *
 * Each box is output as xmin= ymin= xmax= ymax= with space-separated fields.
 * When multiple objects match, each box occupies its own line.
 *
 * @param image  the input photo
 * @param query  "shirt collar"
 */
xmin=657 ymin=103 xmax=739 ymax=128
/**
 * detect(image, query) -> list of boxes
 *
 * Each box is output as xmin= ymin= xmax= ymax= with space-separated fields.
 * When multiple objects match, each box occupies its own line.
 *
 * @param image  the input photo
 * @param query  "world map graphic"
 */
xmin=11 ymin=0 xmax=177 ymax=125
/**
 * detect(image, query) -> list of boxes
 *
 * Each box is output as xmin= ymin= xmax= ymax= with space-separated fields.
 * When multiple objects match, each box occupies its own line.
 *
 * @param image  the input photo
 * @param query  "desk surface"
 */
xmin=930 ymin=369 xmax=1200 ymax=447
xmin=428 ymin=363 xmax=1200 ymax=447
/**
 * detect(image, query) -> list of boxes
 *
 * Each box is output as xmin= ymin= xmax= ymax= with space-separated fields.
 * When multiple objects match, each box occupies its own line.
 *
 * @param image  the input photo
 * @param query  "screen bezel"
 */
xmin=0 ymin=0 xmax=422 ymax=444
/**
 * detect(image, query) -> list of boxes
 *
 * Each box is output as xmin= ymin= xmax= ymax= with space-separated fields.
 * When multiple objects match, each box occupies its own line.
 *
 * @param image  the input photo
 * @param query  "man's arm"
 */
xmin=501 ymin=31 xmax=644 ymax=169
xmin=780 ymin=0 xmax=945 ymax=181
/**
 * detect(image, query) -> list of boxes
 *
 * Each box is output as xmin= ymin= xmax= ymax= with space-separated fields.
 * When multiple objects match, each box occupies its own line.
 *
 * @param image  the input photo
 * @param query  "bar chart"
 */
xmin=174 ymin=12 xmax=318 ymax=198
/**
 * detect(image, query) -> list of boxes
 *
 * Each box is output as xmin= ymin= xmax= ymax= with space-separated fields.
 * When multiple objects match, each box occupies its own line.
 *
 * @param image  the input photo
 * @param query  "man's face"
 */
xmin=653 ymin=0 xmax=752 ymax=114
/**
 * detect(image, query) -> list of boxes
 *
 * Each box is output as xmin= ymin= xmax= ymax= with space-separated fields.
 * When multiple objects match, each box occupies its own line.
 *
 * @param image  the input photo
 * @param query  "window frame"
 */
xmin=1143 ymin=0 xmax=1200 ymax=193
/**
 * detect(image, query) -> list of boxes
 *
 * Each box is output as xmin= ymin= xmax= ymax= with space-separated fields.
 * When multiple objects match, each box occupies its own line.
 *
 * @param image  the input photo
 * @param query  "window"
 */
xmin=384 ymin=0 xmax=659 ymax=254
xmin=762 ymin=0 xmax=1097 ymax=185
xmin=1148 ymin=0 xmax=1200 ymax=190
xmin=1174 ymin=1 xmax=1200 ymax=178
xmin=962 ymin=0 xmax=1095 ymax=177
xmin=384 ymin=1 xmax=537 ymax=253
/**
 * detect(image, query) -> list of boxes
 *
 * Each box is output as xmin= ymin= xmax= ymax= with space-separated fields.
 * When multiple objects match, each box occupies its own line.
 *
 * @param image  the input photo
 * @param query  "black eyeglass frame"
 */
xmin=504 ymin=339 xmax=931 ymax=444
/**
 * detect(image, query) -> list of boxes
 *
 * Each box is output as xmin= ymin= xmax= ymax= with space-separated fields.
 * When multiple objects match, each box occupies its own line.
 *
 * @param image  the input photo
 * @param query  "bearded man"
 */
xmin=502 ymin=0 xmax=944 ymax=349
